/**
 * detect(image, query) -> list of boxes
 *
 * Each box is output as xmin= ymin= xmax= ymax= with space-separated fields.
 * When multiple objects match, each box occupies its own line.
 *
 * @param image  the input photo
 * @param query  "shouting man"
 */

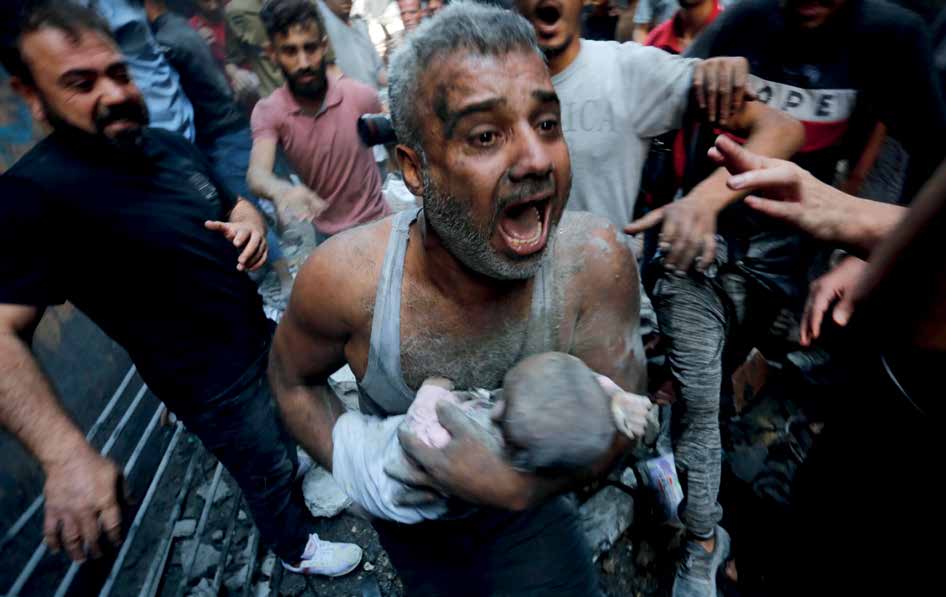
xmin=270 ymin=3 xmax=653 ymax=595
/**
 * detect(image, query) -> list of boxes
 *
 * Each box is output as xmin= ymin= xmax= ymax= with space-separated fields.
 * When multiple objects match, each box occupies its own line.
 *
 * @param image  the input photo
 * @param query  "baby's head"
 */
xmin=497 ymin=352 xmax=614 ymax=471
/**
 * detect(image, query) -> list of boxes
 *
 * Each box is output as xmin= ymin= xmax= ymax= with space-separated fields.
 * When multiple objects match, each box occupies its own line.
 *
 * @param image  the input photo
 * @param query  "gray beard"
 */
xmin=420 ymin=168 xmax=545 ymax=281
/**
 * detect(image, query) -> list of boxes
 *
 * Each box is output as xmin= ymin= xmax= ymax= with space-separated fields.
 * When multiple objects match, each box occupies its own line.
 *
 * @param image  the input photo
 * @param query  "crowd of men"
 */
xmin=0 ymin=0 xmax=944 ymax=595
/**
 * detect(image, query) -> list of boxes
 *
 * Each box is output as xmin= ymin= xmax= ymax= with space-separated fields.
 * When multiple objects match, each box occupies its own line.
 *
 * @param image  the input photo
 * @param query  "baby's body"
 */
xmin=403 ymin=352 xmax=652 ymax=473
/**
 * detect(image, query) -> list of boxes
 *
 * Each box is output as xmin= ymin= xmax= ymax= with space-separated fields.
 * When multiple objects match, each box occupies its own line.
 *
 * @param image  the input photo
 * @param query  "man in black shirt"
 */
xmin=144 ymin=0 xmax=293 ymax=300
xmin=0 ymin=2 xmax=361 ymax=576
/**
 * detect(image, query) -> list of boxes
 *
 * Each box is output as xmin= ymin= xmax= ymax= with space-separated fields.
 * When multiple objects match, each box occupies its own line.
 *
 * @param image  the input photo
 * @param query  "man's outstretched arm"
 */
xmin=247 ymin=133 xmax=326 ymax=224
xmin=626 ymin=100 xmax=806 ymax=273
xmin=0 ymin=304 xmax=123 ymax=561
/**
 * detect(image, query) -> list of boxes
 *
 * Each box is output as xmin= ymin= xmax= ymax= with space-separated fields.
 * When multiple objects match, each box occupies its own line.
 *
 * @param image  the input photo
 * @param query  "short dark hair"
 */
xmin=0 ymin=1 xmax=114 ymax=85
xmin=260 ymin=0 xmax=325 ymax=40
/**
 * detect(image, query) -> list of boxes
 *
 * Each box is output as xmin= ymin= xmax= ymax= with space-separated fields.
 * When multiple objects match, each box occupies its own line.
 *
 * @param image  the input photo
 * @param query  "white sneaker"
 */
xmin=282 ymin=533 xmax=363 ymax=577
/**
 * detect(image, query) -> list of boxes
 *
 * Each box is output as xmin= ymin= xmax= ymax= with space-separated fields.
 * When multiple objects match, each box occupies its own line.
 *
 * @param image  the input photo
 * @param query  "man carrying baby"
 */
xmin=268 ymin=3 xmax=654 ymax=595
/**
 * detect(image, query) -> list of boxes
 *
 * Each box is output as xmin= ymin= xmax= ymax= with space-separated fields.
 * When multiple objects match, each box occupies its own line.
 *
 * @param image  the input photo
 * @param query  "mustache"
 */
xmin=291 ymin=67 xmax=322 ymax=80
xmin=495 ymin=177 xmax=556 ymax=214
xmin=94 ymin=100 xmax=148 ymax=132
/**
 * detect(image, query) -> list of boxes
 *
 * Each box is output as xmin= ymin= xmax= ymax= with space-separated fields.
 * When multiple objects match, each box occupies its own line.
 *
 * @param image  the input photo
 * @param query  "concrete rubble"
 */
xmin=303 ymin=466 xmax=352 ymax=518
xmin=172 ymin=518 xmax=196 ymax=538
xmin=580 ymin=486 xmax=635 ymax=562
xmin=179 ymin=540 xmax=221 ymax=579
xmin=196 ymin=479 xmax=232 ymax=505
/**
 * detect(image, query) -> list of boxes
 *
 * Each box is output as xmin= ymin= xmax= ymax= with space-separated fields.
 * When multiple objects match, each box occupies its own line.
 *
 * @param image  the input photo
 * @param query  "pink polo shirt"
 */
xmin=250 ymin=77 xmax=389 ymax=235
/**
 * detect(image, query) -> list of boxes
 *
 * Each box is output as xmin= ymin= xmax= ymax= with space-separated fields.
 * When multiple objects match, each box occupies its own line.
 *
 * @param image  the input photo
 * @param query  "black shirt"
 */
xmin=151 ymin=12 xmax=246 ymax=147
xmin=0 ymin=128 xmax=272 ymax=407
xmin=687 ymin=0 xmax=946 ymax=193
xmin=683 ymin=0 xmax=946 ymax=299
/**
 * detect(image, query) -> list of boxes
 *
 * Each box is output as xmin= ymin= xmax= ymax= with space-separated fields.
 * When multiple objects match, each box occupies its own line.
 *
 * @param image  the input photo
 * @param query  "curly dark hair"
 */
xmin=260 ymin=0 xmax=325 ymax=40
xmin=1 ymin=1 xmax=113 ymax=85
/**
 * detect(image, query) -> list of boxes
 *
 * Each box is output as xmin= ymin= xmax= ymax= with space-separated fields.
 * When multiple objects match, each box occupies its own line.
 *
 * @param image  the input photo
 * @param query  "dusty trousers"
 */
xmin=651 ymin=266 xmax=784 ymax=539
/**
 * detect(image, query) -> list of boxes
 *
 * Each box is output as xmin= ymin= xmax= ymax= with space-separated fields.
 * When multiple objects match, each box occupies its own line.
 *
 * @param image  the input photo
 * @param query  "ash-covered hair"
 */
xmin=0 ymin=1 xmax=113 ymax=85
xmin=388 ymin=0 xmax=544 ymax=158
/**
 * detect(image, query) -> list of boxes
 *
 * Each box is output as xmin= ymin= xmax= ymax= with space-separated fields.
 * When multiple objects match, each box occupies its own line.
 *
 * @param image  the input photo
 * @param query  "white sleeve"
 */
xmin=618 ymin=43 xmax=698 ymax=139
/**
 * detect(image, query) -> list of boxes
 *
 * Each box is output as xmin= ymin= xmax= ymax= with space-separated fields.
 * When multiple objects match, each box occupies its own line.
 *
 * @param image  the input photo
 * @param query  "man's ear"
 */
xmin=396 ymin=144 xmax=425 ymax=197
xmin=9 ymin=77 xmax=47 ymax=124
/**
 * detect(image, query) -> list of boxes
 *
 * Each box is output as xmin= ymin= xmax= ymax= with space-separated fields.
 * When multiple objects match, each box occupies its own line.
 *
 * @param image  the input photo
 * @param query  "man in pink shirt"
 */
xmin=247 ymin=0 xmax=388 ymax=241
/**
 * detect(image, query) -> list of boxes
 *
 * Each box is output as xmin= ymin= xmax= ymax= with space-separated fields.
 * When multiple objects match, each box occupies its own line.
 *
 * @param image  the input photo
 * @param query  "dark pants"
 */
xmin=171 ymin=358 xmax=312 ymax=561
xmin=372 ymin=497 xmax=601 ymax=597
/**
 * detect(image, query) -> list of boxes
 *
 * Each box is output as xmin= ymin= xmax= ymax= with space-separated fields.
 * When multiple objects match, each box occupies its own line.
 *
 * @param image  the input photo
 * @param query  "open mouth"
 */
xmin=534 ymin=1 xmax=562 ymax=39
xmin=497 ymin=194 xmax=553 ymax=256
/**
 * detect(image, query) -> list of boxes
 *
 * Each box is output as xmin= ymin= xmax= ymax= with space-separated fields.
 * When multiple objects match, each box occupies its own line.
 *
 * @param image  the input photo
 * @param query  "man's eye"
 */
xmin=67 ymin=79 xmax=95 ymax=93
xmin=539 ymin=119 xmax=559 ymax=133
xmin=472 ymin=131 xmax=497 ymax=147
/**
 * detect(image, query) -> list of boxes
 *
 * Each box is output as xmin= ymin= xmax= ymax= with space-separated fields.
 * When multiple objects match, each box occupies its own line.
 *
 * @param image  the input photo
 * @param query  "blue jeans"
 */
xmin=201 ymin=127 xmax=285 ymax=262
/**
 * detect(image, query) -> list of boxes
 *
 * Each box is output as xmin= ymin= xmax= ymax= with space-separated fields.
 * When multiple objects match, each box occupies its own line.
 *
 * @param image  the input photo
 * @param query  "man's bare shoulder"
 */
xmin=553 ymin=211 xmax=638 ymax=284
xmin=290 ymin=216 xmax=394 ymax=324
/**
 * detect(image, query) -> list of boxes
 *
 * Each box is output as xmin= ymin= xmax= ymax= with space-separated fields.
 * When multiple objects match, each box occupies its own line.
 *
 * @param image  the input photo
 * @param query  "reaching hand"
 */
xmin=800 ymin=256 xmax=865 ymax=346
xmin=709 ymin=135 xmax=854 ymax=243
xmin=693 ymin=57 xmax=754 ymax=126
xmin=278 ymin=185 xmax=328 ymax=224
xmin=624 ymin=195 xmax=721 ymax=274
xmin=204 ymin=219 xmax=268 ymax=272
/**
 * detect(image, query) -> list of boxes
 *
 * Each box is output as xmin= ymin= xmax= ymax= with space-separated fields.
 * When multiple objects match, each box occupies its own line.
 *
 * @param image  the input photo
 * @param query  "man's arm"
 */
xmin=626 ymin=100 xmax=806 ymax=273
xmin=246 ymin=136 xmax=326 ymax=222
xmin=268 ymin=245 xmax=352 ymax=468
xmin=204 ymin=198 xmax=269 ymax=271
xmin=710 ymin=135 xmax=905 ymax=256
xmin=0 ymin=304 xmax=123 ymax=561
xmin=568 ymin=219 xmax=648 ymax=471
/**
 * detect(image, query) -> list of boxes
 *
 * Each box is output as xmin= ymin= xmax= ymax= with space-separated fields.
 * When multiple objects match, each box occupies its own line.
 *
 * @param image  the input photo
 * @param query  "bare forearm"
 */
xmin=695 ymin=115 xmax=805 ymax=211
xmin=247 ymin=166 xmax=294 ymax=205
xmin=268 ymin=353 xmax=345 ymax=469
xmin=840 ymin=196 xmax=906 ymax=256
xmin=0 ymin=334 xmax=90 ymax=469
